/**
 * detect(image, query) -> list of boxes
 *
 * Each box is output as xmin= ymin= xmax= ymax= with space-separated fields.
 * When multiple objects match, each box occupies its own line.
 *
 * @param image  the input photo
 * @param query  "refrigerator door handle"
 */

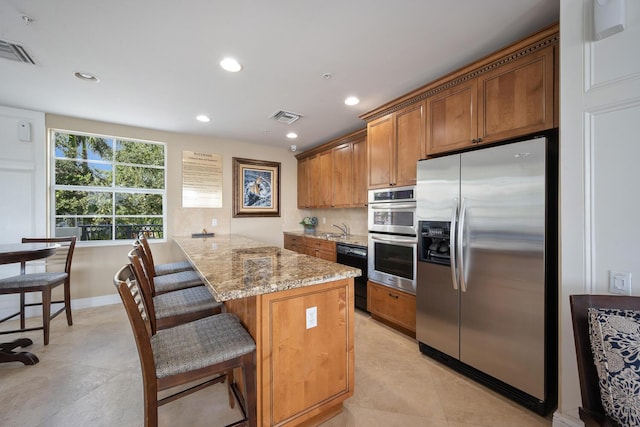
xmin=458 ymin=197 xmax=468 ymax=292
xmin=450 ymin=199 xmax=459 ymax=290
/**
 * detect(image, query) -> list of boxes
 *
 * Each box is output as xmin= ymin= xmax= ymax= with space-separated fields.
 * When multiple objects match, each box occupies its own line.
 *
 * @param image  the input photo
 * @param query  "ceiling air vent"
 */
xmin=0 ymin=40 xmax=36 ymax=65
xmin=269 ymin=109 xmax=303 ymax=125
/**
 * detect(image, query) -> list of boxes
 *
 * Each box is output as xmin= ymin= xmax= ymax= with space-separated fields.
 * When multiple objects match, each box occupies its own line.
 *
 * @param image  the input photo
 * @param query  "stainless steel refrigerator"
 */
xmin=415 ymin=135 xmax=557 ymax=415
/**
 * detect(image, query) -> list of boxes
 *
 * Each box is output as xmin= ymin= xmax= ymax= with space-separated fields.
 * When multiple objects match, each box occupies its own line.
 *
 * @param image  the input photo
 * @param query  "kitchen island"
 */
xmin=174 ymin=235 xmax=360 ymax=427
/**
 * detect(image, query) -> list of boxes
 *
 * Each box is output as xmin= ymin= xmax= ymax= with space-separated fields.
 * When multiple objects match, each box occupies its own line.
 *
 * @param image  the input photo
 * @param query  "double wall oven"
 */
xmin=368 ymin=186 xmax=417 ymax=294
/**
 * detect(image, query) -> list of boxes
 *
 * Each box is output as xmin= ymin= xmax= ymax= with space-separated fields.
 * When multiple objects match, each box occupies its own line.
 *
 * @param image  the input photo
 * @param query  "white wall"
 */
xmin=556 ymin=1 xmax=640 ymax=425
xmin=0 ymin=106 xmax=46 ymax=316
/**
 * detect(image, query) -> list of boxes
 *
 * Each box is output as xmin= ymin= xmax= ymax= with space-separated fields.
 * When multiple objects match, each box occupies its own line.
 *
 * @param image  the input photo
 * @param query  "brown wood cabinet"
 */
xmin=283 ymin=233 xmax=306 ymax=253
xmin=225 ymin=278 xmax=354 ymax=427
xmin=367 ymin=280 xmax=416 ymax=336
xmin=304 ymin=237 xmax=336 ymax=262
xmin=297 ymin=157 xmax=310 ymax=208
xmin=477 ymin=45 xmax=555 ymax=143
xmin=427 ymin=45 xmax=555 ymax=156
xmin=351 ymin=135 xmax=367 ymax=206
xmin=296 ymin=128 xmax=367 ymax=209
xmin=426 ymin=79 xmax=477 ymax=155
xmin=362 ymin=23 xmax=559 ymax=160
xmin=332 ymin=143 xmax=353 ymax=208
xmin=284 ymin=233 xmax=337 ymax=262
xmin=317 ymin=150 xmax=334 ymax=208
xmin=367 ymin=102 xmax=424 ymax=189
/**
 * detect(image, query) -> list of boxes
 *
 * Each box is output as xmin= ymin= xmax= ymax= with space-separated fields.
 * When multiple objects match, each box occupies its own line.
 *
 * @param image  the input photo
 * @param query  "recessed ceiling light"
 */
xmin=196 ymin=115 xmax=211 ymax=123
xmin=220 ymin=57 xmax=242 ymax=72
xmin=74 ymin=71 xmax=99 ymax=83
xmin=344 ymin=96 xmax=360 ymax=106
xmin=286 ymin=132 xmax=298 ymax=139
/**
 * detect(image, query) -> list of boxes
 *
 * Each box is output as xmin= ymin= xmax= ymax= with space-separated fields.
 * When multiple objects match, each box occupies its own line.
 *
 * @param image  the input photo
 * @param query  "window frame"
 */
xmin=49 ymin=128 xmax=168 ymax=246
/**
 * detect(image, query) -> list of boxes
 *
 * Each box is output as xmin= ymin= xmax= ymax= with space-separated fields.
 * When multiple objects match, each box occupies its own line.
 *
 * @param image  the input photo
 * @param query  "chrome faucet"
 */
xmin=332 ymin=223 xmax=349 ymax=237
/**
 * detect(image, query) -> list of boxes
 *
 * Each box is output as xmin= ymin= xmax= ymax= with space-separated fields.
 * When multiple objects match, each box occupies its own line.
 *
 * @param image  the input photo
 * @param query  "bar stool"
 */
xmin=114 ymin=264 xmax=257 ymax=427
xmin=129 ymin=247 xmax=201 ymax=295
xmin=129 ymin=253 xmax=223 ymax=330
xmin=135 ymin=234 xmax=193 ymax=276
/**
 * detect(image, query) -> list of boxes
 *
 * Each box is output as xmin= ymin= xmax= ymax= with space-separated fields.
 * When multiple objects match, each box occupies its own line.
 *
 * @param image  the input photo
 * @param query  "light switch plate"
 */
xmin=609 ymin=270 xmax=632 ymax=295
xmin=306 ymin=306 xmax=317 ymax=329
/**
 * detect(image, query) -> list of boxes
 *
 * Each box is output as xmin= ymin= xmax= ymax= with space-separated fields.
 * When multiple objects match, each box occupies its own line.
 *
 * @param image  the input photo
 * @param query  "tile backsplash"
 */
xmin=296 ymin=208 xmax=367 ymax=236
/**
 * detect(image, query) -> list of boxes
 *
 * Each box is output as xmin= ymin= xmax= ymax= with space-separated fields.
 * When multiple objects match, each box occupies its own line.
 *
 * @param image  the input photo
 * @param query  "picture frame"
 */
xmin=232 ymin=157 xmax=281 ymax=217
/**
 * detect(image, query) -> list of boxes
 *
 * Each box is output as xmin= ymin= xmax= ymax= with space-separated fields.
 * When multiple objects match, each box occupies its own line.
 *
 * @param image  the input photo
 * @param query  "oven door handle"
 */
xmin=370 ymin=235 xmax=417 ymax=245
xmin=369 ymin=203 xmax=416 ymax=210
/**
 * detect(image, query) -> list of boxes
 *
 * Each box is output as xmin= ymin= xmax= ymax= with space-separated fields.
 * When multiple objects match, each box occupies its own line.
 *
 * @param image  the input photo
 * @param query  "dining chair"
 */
xmin=570 ymin=294 xmax=640 ymax=427
xmin=0 ymin=236 xmax=76 ymax=345
xmin=128 ymin=253 xmax=223 ymax=331
xmin=129 ymin=247 xmax=202 ymax=295
xmin=114 ymin=264 xmax=257 ymax=427
xmin=135 ymin=233 xmax=193 ymax=276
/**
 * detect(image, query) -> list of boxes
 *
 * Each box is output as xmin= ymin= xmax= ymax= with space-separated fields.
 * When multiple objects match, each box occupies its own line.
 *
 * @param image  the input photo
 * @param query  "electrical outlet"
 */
xmin=306 ymin=306 xmax=317 ymax=329
xmin=211 ymin=218 xmax=217 ymax=227
xmin=322 ymin=217 xmax=326 ymax=224
xmin=609 ymin=270 xmax=632 ymax=295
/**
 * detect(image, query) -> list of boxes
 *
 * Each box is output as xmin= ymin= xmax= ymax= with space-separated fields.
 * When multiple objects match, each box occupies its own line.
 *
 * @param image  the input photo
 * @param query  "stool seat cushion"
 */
xmin=154 ymin=260 xmax=193 ymax=276
xmin=0 ymin=272 xmax=68 ymax=291
xmin=151 ymin=313 xmax=256 ymax=379
xmin=153 ymin=270 xmax=202 ymax=294
xmin=154 ymin=286 xmax=222 ymax=319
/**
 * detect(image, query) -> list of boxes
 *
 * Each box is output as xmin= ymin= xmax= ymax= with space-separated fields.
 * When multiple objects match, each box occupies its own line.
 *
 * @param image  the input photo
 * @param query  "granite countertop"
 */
xmin=174 ymin=235 xmax=361 ymax=302
xmin=284 ymin=231 xmax=368 ymax=248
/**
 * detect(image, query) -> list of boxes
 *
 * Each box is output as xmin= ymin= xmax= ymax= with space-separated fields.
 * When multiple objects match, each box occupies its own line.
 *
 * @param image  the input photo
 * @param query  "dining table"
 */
xmin=0 ymin=242 xmax=58 ymax=365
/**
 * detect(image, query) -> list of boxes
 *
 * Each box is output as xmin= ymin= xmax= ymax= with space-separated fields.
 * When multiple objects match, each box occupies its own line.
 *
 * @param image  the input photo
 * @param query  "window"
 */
xmin=51 ymin=130 xmax=166 ymax=243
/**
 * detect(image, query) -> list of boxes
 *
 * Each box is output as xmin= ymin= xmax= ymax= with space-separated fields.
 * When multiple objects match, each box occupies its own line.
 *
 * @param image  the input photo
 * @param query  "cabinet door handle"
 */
xmin=477 ymin=137 xmax=483 ymax=143
xmin=472 ymin=138 xmax=478 ymax=143
xmin=388 ymin=293 xmax=399 ymax=299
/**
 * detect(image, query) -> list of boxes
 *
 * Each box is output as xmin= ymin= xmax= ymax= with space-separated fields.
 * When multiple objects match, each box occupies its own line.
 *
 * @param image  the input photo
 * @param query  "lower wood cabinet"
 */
xmin=367 ymin=280 xmax=416 ymax=337
xmin=284 ymin=233 xmax=337 ymax=262
xmin=225 ymin=278 xmax=355 ymax=426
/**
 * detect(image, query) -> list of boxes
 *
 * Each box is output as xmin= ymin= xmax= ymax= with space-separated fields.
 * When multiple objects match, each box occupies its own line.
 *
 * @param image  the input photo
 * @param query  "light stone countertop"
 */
xmin=174 ymin=235 xmax=361 ymax=302
xmin=283 ymin=231 xmax=368 ymax=248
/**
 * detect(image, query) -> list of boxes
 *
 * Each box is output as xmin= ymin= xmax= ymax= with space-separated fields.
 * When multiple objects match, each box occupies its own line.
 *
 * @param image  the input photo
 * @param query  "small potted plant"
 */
xmin=300 ymin=216 xmax=318 ymax=234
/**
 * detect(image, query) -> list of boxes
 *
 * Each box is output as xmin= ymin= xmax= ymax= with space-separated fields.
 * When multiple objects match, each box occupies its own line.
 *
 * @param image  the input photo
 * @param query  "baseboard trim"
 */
xmin=71 ymin=294 xmax=121 ymax=310
xmin=552 ymin=411 xmax=583 ymax=427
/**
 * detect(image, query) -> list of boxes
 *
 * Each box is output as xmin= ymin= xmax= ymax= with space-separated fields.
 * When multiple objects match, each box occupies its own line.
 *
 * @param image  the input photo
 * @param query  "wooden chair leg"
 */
xmin=20 ymin=293 xmax=26 ymax=330
xmin=42 ymin=288 xmax=51 ymax=346
xmin=64 ymin=279 xmax=73 ymax=326
xmin=144 ymin=387 xmax=158 ymax=427
xmin=227 ymin=369 xmax=236 ymax=409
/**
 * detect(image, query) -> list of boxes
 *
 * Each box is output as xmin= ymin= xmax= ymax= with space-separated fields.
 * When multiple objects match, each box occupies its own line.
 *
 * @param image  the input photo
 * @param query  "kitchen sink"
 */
xmin=321 ymin=233 xmax=346 ymax=239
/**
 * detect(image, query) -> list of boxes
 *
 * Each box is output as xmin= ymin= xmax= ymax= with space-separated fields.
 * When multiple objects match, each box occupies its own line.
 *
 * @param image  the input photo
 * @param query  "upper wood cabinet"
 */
xmin=296 ymin=128 xmax=367 ymax=209
xmin=351 ymin=135 xmax=367 ymax=207
xmin=332 ymin=143 xmax=353 ymax=208
xmin=427 ymin=46 xmax=554 ymax=156
xmin=362 ymin=23 xmax=559 ymax=159
xmin=367 ymin=102 xmax=424 ymax=189
xmin=426 ymin=80 xmax=477 ymax=155
xmin=477 ymin=45 xmax=555 ymax=143
xmin=317 ymin=150 xmax=333 ymax=208
xmin=297 ymin=157 xmax=310 ymax=208
xmin=395 ymin=102 xmax=425 ymax=186
xmin=367 ymin=114 xmax=393 ymax=189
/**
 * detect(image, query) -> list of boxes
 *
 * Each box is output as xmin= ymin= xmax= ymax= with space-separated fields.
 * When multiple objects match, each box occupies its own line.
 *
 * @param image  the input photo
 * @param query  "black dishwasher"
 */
xmin=336 ymin=243 xmax=368 ymax=312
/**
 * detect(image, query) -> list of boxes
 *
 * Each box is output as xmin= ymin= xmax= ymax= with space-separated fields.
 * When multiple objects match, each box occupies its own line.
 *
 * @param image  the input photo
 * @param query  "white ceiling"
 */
xmin=0 ymin=1 xmax=559 ymax=152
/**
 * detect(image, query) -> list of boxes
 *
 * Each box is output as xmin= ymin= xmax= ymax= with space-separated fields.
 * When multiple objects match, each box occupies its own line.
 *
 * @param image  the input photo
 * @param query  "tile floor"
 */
xmin=0 ymin=305 xmax=553 ymax=427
